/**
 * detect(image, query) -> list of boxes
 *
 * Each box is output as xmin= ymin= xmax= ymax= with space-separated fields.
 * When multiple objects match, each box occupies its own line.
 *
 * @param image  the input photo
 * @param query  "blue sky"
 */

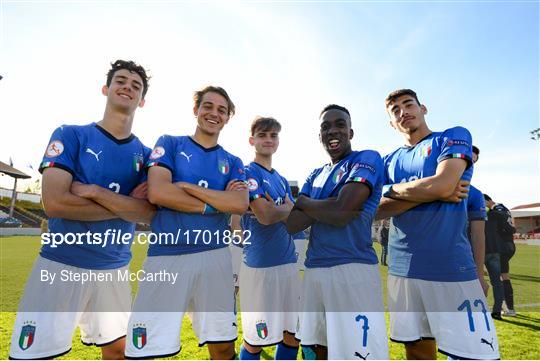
xmin=1 ymin=1 xmax=538 ymax=207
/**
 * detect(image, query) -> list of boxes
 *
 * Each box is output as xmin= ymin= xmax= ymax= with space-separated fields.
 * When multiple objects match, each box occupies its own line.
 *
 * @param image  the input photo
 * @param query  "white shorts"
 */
xmin=229 ymin=244 xmax=243 ymax=288
xmin=296 ymin=263 xmax=388 ymax=360
xmin=293 ymin=238 xmax=308 ymax=271
xmin=240 ymin=262 xmax=300 ymax=346
xmin=10 ymin=256 xmax=131 ymax=359
xmin=388 ymin=275 xmax=500 ymax=359
xmin=125 ymin=247 xmax=237 ymax=359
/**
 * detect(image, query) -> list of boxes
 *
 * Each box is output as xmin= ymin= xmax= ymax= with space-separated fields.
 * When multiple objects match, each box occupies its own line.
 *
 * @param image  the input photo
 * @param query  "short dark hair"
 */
xmin=385 ymin=89 xmax=421 ymax=108
xmin=472 ymin=145 xmax=480 ymax=155
xmin=483 ymin=194 xmax=493 ymax=202
xmin=250 ymin=116 xmax=281 ymax=136
xmin=320 ymin=104 xmax=350 ymax=118
xmin=194 ymin=86 xmax=235 ymax=116
xmin=106 ymin=60 xmax=150 ymax=98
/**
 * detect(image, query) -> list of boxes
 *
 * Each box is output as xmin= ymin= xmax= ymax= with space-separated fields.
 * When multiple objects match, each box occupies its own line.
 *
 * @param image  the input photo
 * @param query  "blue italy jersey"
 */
xmin=147 ymin=135 xmax=245 ymax=256
xmin=383 ymin=126 xmax=476 ymax=281
xmin=300 ymin=150 xmax=383 ymax=268
xmin=39 ymin=123 xmax=150 ymax=269
xmin=467 ymin=185 xmax=487 ymax=221
xmin=241 ymin=162 xmax=296 ymax=268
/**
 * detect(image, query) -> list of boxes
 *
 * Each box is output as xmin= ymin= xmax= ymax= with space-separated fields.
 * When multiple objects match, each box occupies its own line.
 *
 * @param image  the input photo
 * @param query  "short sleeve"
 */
xmin=467 ymin=186 xmax=487 ymax=221
xmin=345 ymin=151 xmax=383 ymax=194
xmin=229 ymin=156 xmax=246 ymax=183
xmin=299 ymin=170 xmax=317 ymax=197
xmin=38 ymin=125 xmax=79 ymax=175
xmin=146 ymin=135 xmax=175 ymax=173
xmin=245 ymin=166 xmax=265 ymax=202
xmin=437 ymin=126 xmax=473 ymax=169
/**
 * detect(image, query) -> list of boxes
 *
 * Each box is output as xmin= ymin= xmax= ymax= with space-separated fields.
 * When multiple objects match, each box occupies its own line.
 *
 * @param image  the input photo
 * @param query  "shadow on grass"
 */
xmin=496 ymin=314 xmax=540 ymax=331
xmin=511 ymin=274 xmax=540 ymax=283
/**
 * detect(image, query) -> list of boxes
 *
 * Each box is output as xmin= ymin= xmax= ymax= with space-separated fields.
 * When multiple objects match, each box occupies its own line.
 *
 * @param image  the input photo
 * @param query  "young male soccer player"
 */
xmin=378 ymin=89 xmax=499 ymax=360
xmin=286 ymin=105 xmax=388 ymax=360
xmin=238 ymin=116 xmax=300 ymax=360
xmin=9 ymin=60 xmax=155 ymax=360
xmin=124 ymin=86 xmax=248 ymax=360
xmin=467 ymin=146 xmax=489 ymax=298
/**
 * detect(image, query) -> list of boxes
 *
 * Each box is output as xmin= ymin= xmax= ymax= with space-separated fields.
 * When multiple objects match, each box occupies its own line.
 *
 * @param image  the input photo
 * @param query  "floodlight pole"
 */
xmin=9 ymin=177 xmax=17 ymax=218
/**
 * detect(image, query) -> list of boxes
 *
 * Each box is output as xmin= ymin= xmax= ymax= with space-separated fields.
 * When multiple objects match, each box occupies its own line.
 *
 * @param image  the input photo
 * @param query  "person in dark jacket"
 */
xmin=483 ymin=194 xmax=505 ymax=319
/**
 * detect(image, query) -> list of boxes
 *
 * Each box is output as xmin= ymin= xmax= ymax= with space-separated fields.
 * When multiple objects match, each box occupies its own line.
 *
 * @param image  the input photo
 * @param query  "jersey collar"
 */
xmin=187 ymin=136 xmax=221 ymax=152
xmin=94 ymin=123 xmax=135 ymax=144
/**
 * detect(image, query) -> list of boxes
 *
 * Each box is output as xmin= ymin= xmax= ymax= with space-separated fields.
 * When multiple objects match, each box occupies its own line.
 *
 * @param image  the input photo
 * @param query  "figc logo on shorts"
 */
xmin=19 ymin=322 xmax=36 ymax=350
xmin=247 ymin=178 xmax=259 ymax=191
xmin=45 ymin=140 xmax=64 ymax=158
xmin=256 ymin=320 xmax=268 ymax=339
xmin=219 ymin=159 xmax=230 ymax=175
xmin=133 ymin=325 xmax=147 ymax=349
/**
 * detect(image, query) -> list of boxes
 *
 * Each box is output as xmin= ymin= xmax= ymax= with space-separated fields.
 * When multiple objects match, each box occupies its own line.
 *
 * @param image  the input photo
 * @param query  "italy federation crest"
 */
xmin=19 ymin=324 xmax=35 ymax=350
xmin=133 ymin=326 xmax=147 ymax=349
xmin=256 ymin=321 xmax=268 ymax=339
xmin=219 ymin=159 xmax=230 ymax=175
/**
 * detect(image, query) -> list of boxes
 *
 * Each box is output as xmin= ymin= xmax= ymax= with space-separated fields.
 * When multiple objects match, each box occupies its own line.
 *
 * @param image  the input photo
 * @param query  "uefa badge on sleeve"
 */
xmin=133 ymin=324 xmax=147 ymax=349
xmin=19 ymin=322 xmax=36 ymax=350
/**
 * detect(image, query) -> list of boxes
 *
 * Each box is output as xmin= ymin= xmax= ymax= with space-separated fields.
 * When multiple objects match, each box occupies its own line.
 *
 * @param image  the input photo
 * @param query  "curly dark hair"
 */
xmin=106 ymin=60 xmax=150 ymax=98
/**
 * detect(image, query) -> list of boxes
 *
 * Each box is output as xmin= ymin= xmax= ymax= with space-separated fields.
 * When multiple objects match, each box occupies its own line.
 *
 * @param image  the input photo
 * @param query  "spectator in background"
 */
xmin=379 ymin=218 xmax=389 ymax=266
xmin=492 ymin=198 xmax=517 ymax=316
xmin=483 ymin=194 xmax=504 ymax=320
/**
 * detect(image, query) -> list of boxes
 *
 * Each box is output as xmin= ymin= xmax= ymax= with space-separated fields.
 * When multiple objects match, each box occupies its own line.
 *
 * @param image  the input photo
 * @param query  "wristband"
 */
xmin=382 ymin=184 xmax=394 ymax=198
xmin=202 ymin=203 xmax=218 ymax=214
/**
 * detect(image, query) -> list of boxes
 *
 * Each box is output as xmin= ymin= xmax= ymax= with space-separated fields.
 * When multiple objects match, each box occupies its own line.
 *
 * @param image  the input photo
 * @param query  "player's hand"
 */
xmin=440 ymin=180 xmax=469 ymax=203
xmin=174 ymin=181 xmax=189 ymax=189
xmin=283 ymin=194 xmax=294 ymax=212
xmin=479 ymin=275 xmax=489 ymax=297
xmin=130 ymin=182 xmax=148 ymax=199
xmin=226 ymin=180 xmax=247 ymax=191
xmin=70 ymin=181 xmax=98 ymax=199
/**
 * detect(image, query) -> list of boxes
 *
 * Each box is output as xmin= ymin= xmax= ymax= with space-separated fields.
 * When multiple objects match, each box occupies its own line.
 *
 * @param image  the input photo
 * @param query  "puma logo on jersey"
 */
xmin=481 ymin=338 xmax=494 ymax=351
xmin=86 ymin=148 xmax=102 ymax=161
xmin=180 ymin=152 xmax=193 ymax=162
xmin=354 ymin=352 xmax=370 ymax=359
xmin=263 ymin=179 xmax=271 ymax=185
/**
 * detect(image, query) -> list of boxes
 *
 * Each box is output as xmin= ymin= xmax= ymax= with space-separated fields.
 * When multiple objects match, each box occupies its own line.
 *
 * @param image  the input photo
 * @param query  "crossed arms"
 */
xmin=147 ymin=166 xmax=249 ymax=215
xmin=375 ymin=158 xmax=470 ymax=220
xmin=42 ymin=167 xmax=156 ymax=224
xmin=286 ymin=182 xmax=371 ymax=233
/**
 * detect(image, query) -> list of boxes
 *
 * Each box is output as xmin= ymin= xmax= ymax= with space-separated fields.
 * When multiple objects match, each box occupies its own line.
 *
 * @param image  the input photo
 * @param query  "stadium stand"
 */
xmin=0 ymin=205 xmax=39 ymax=227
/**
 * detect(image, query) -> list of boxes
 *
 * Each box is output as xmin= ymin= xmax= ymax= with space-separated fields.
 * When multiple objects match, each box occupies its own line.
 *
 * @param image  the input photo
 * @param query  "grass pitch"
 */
xmin=1 ymin=236 xmax=538 ymax=359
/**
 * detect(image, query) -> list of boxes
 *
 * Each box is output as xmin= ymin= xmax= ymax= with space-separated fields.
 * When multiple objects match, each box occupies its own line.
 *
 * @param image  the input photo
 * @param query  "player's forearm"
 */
xmin=89 ymin=187 xmax=156 ymax=224
xmin=387 ymin=176 xmax=456 ymax=203
xmin=470 ymin=221 xmax=486 ymax=277
xmin=148 ymin=183 xmax=205 ymax=213
xmin=375 ymin=197 xmax=420 ymax=219
xmin=286 ymin=208 xmax=315 ymax=234
xmin=255 ymin=202 xmax=292 ymax=225
xmin=182 ymin=184 xmax=249 ymax=214
xmin=43 ymin=192 xmax=117 ymax=221
xmin=296 ymin=197 xmax=358 ymax=227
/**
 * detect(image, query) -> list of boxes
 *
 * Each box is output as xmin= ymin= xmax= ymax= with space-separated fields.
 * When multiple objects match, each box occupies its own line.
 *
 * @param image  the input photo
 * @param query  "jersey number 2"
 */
xmin=108 ymin=182 xmax=121 ymax=193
